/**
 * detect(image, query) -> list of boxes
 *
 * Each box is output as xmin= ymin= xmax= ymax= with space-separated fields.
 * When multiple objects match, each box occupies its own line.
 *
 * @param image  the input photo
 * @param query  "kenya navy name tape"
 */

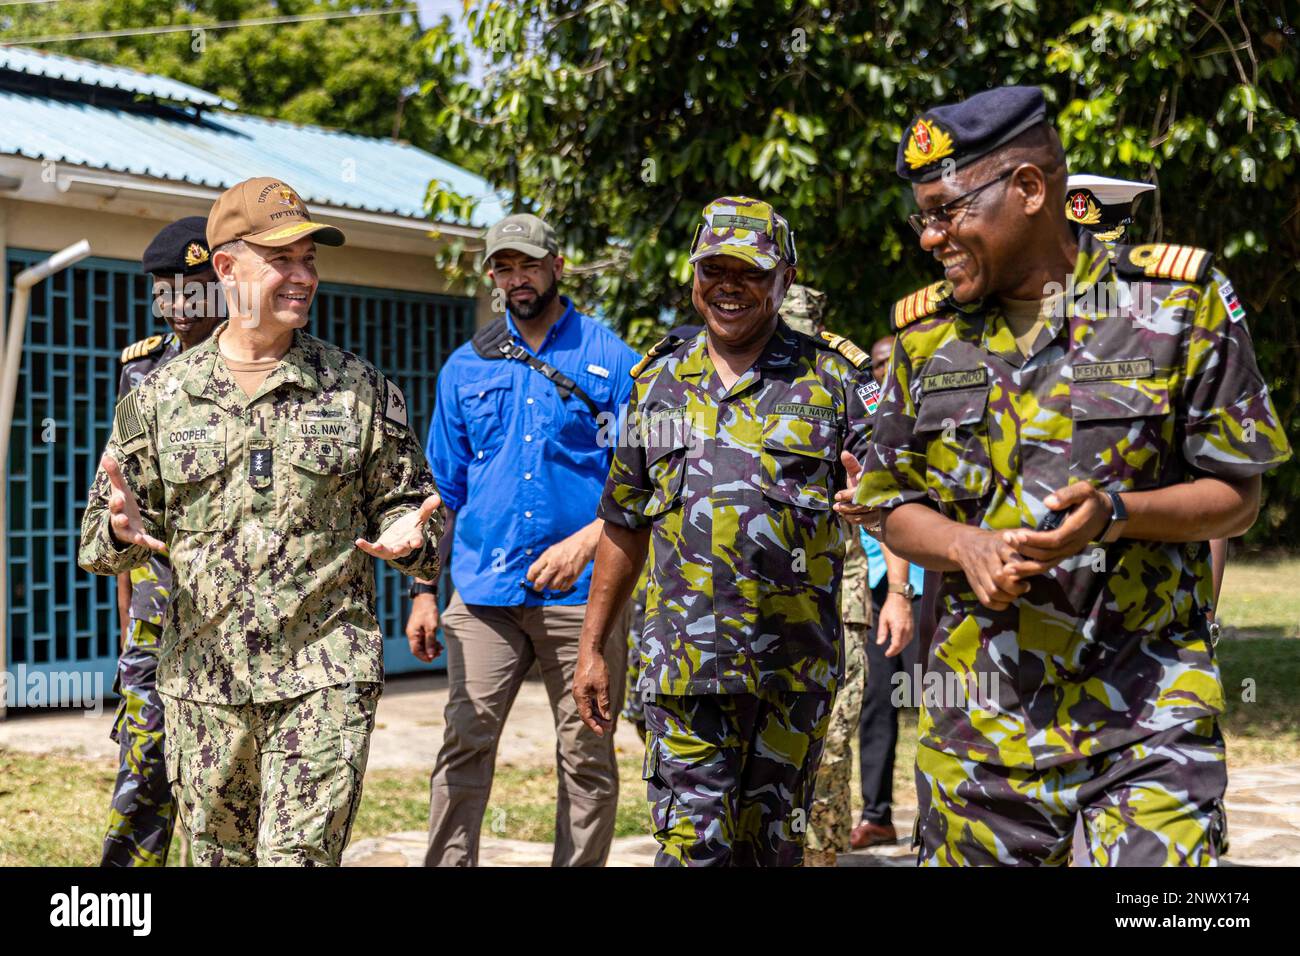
xmin=773 ymin=403 xmax=836 ymax=421
xmin=1072 ymin=358 xmax=1155 ymax=382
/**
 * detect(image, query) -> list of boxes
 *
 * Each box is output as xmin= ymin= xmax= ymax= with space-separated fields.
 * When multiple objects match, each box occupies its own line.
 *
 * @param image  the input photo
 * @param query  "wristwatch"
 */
xmin=408 ymin=580 xmax=438 ymax=600
xmin=888 ymin=581 xmax=916 ymax=600
xmin=1098 ymin=491 xmax=1129 ymax=544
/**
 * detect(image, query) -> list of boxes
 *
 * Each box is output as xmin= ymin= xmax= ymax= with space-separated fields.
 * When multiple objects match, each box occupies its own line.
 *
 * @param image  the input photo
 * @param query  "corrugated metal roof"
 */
xmin=0 ymin=46 xmax=237 ymax=110
xmin=0 ymin=89 xmax=507 ymax=227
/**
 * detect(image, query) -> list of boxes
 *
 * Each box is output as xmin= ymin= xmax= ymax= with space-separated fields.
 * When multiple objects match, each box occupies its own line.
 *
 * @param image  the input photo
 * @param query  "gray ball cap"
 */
xmin=484 ymin=213 xmax=559 ymax=264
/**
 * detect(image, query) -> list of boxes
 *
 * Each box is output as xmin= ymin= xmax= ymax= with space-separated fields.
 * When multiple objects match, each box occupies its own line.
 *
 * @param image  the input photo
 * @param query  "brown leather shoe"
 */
xmin=850 ymin=820 xmax=897 ymax=849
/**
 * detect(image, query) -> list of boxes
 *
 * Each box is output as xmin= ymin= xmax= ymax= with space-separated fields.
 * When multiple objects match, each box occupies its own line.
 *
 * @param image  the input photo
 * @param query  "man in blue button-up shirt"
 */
xmin=407 ymin=212 xmax=636 ymax=866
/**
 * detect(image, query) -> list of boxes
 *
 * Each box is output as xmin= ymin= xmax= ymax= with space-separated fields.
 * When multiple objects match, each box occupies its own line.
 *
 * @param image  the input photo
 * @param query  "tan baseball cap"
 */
xmin=483 ymin=213 xmax=558 ymax=264
xmin=206 ymin=177 xmax=345 ymax=250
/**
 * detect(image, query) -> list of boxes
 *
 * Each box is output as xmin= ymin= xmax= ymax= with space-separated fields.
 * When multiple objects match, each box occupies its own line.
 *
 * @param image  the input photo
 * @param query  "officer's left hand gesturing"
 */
xmin=356 ymin=494 xmax=442 ymax=560
xmin=1002 ymin=482 xmax=1110 ymax=576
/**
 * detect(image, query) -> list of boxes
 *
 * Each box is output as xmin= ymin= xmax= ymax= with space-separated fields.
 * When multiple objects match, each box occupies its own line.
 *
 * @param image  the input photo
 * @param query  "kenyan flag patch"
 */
xmin=1219 ymin=280 xmax=1246 ymax=323
xmin=857 ymin=380 xmax=881 ymax=415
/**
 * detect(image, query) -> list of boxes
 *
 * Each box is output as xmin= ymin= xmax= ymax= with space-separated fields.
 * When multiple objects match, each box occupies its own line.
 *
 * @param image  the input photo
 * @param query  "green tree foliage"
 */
xmin=421 ymin=0 xmax=1300 ymax=544
xmin=0 ymin=0 xmax=437 ymax=142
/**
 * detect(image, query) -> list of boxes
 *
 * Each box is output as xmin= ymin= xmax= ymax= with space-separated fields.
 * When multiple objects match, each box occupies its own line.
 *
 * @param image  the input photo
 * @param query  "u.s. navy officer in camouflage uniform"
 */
xmin=79 ymin=178 xmax=445 ymax=866
xmin=102 ymin=216 xmax=223 ymax=867
xmin=574 ymin=197 xmax=877 ymax=866
xmin=854 ymin=86 xmax=1292 ymax=866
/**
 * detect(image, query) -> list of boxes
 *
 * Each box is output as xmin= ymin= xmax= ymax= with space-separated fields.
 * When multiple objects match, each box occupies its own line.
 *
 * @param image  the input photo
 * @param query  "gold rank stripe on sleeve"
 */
xmin=120 ymin=334 xmax=164 ymax=364
xmin=817 ymin=331 xmax=869 ymax=369
xmin=892 ymin=280 xmax=953 ymax=329
xmin=1122 ymin=243 xmax=1212 ymax=283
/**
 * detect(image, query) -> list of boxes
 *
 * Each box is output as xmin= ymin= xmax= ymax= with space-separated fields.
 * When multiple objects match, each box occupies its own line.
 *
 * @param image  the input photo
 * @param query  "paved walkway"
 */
xmin=4 ymin=671 xmax=1298 ymax=866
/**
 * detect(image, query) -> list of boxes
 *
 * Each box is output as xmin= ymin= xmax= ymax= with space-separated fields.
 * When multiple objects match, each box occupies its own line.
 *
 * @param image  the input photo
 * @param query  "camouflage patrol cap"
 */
xmin=688 ymin=196 xmax=797 ymax=270
xmin=778 ymin=283 xmax=826 ymax=334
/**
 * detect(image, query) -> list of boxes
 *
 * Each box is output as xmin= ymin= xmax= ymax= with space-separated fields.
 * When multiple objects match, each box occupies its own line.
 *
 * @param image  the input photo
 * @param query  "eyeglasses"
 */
xmin=907 ymin=168 xmax=1016 ymax=236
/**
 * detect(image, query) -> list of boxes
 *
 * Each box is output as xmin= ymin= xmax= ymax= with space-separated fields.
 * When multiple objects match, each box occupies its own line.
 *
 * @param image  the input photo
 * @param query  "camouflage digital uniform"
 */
xmin=599 ymin=222 xmax=875 ymax=866
xmin=857 ymin=232 xmax=1292 ymax=865
xmin=102 ymin=332 xmax=181 ymax=867
xmin=804 ymin=525 xmax=869 ymax=864
xmin=79 ymin=321 xmax=444 ymax=866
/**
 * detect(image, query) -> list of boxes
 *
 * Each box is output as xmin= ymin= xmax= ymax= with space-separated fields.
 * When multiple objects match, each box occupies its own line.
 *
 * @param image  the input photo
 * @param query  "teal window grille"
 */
xmin=4 ymin=247 xmax=473 ymax=693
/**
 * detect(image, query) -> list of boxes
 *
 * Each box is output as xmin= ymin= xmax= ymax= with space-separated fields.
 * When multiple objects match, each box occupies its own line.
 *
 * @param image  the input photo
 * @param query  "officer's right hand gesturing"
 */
xmin=948 ymin=526 xmax=1029 ymax=611
xmin=101 ymin=454 xmax=166 ymax=553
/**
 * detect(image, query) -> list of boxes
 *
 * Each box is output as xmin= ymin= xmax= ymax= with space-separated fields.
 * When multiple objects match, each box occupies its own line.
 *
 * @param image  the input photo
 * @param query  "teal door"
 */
xmin=4 ymin=247 xmax=473 ymax=698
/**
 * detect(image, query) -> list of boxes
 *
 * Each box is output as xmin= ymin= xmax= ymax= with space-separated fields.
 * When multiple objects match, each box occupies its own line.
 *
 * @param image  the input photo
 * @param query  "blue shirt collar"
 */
xmin=506 ymin=296 xmax=577 ymax=354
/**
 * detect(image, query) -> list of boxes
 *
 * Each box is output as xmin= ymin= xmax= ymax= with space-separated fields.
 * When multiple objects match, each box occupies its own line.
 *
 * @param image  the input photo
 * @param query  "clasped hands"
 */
xmin=954 ymin=482 xmax=1113 ymax=610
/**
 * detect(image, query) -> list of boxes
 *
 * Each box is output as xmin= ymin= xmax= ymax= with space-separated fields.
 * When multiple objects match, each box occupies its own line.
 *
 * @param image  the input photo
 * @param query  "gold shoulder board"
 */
xmin=1118 ymin=243 xmax=1213 ymax=284
xmin=120 ymin=334 xmax=164 ymax=364
xmin=892 ymin=280 xmax=953 ymax=330
xmin=816 ymin=331 xmax=869 ymax=369
xmin=630 ymin=333 xmax=685 ymax=378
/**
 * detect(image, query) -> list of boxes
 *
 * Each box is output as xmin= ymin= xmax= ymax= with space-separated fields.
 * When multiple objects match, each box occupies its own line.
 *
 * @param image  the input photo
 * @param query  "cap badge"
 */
xmin=500 ymin=223 xmax=526 ymax=234
xmin=277 ymin=188 xmax=300 ymax=208
xmin=1066 ymin=191 xmax=1102 ymax=225
xmin=903 ymin=118 xmax=954 ymax=169
xmin=184 ymin=242 xmax=210 ymax=267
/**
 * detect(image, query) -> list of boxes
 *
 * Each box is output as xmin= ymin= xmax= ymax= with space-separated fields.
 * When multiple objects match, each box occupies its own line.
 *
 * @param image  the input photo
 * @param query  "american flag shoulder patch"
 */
xmin=113 ymin=390 xmax=145 ymax=444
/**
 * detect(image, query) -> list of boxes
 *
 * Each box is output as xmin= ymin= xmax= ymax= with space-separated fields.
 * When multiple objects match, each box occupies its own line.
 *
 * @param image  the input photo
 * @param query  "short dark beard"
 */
xmin=511 ymin=277 xmax=559 ymax=321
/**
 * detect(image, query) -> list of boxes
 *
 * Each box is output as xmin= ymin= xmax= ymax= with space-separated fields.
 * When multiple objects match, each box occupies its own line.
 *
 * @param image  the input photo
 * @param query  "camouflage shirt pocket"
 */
xmin=160 ymin=444 xmax=229 ymax=530
xmin=644 ymin=427 xmax=689 ymax=518
xmin=914 ymin=387 xmax=992 ymax=504
xmin=1069 ymin=377 xmax=1172 ymax=489
xmin=286 ymin=437 xmax=362 ymax=530
xmin=759 ymin=412 xmax=836 ymax=511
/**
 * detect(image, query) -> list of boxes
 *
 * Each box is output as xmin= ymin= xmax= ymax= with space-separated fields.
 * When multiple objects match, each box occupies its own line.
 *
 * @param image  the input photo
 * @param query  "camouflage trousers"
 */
xmin=915 ymin=716 xmax=1228 ymax=867
xmin=102 ymin=619 xmax=176 ymax=867
xmin=804 ymin=624 xmax=868 ymax=861
xmin=643 ymin=690 xmax=833 ymax=867
xmin=163 ymin=680 xmax=380 ymax=867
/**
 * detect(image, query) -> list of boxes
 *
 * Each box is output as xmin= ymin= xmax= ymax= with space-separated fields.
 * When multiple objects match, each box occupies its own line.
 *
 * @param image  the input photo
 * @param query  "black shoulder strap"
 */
xmin=470 ymin=318 xmax=601 ymax=417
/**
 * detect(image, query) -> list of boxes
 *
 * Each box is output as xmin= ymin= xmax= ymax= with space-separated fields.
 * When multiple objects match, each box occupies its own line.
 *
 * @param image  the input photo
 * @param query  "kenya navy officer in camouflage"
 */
xmin=79 ymin=178 xmax=444 ymax=866
xmin=574 ymin=198 xmax=877 ymax=866
xmin=102 ymin=216 xmax=223 ymax=867
xmin=854 ymin=86 xmax=1292 ymax=866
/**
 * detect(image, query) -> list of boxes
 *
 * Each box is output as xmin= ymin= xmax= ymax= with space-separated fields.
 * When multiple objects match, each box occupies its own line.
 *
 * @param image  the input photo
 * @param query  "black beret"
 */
xmin=897 ymin=85 xmax=1048 ymax=183
xmin=142 ymin=216 xmax=212 ymax=277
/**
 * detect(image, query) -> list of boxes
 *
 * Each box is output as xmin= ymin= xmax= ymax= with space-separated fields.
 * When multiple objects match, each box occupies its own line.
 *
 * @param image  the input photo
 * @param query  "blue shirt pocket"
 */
xmin=457 ymin=373 xmax=514 ymax=461
xmin=558 ymin=370 xmax=614 ymax=448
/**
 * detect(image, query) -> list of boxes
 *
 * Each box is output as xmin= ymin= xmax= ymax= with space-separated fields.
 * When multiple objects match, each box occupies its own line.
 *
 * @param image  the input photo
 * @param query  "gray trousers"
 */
xmin=425 ymin=593 xmax=627 ymax=866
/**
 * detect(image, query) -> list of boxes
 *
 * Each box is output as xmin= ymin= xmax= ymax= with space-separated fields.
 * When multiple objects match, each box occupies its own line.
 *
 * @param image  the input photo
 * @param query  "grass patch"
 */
xmin=351 ymin=758 xmax=651 ymax=845
xmin=0 ymin=750 xmax=116 ymax=866
xmin=1218 ymin=557 xmax=1300 ymax=639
